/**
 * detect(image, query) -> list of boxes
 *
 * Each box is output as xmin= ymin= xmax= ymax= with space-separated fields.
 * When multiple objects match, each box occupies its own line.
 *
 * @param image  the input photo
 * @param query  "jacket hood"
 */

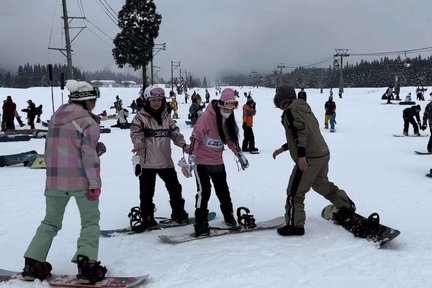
xmin=50 ymin=103 xmax=97 ymax=125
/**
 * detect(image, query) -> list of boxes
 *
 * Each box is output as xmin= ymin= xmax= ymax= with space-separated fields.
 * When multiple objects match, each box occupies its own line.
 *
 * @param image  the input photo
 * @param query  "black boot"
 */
xmin=141 ymin=203 xmax=158 ymax=228
xmin=277 ymin=225 xmax=305 ymax=236
xmin=170 ymin=199 xmax=189 ymax=224
xmin=76 ymin=255 xmax=107 ymax=284
xmin=194 ymin=208 xmax=210 ymax=237
xmin=220 ymin=205 xmax=237 ymax=226
xmin=22 ymin=257 xmax=52 ymax=281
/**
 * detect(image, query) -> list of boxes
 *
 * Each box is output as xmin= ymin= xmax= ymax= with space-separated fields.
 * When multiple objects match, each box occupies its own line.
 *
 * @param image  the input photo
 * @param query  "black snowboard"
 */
xmin=415 ymin=151 xmax=432 ymax=155
xmin=0 ymin=150 xmax=38 ymax=167
xmin=321 ymin=204 xmax=400 ymax=247
xmin=0 ymin=134 xmax=31 ymax=142
xmin=101 ymin=212 xmax=217 ymax=237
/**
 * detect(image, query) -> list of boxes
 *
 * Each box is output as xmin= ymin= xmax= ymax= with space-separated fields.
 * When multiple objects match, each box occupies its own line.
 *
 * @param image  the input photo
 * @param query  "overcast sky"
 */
xmin=1 ymin=0 xmax=432 ymax=82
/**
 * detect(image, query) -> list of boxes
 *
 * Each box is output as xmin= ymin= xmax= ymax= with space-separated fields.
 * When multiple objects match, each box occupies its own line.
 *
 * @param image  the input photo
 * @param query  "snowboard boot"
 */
xmin=22 ymin=257 xmax=52 ymax=281
xmin=221 ymin=205 xmax=237 ymax=227
xmin=194 ymin=208 xmax=210 ymax=237
xmin=76 ymin=255 xmax=107 ymax=285
xmin=403 ymin=132 xmax=408 ymax=136
xmin=170 ymin=199 xmax=189 ymax=224
xmin=141 ymin=203 xmax=158 ymax=229
xmin=324 ymin=123 xmax=329 ymax=129
xmin=249 ymin=147 xmax=259 ymax=154
xmin=414 ymin=132 xmax=421 ymax=136
xmin=277 ymin=225 xmax=305 ymax=236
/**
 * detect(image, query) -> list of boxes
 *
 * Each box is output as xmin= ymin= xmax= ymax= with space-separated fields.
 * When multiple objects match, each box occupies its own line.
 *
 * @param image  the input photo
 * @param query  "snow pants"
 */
xmin=284 ymin=154 xmax=353 ymax=227
xmin=242 ymin=125 xmax=256 ymax=151
xmin=24 ymin=189 xmax=100 ymax=263
xmin=194 ymin=164 xmax=234 ymax=219
xmin=138 ymin=168 xmax=184 ymax=216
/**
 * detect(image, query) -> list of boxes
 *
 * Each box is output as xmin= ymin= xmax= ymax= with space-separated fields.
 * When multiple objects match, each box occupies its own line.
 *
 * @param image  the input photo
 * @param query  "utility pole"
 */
xmin=48 ymin=0 xmax=85 ymax=80
xmin=151 ymin=43 xmax=166 ymax=85
xmin=334 ymin=49 xmax=349 ymax=98
xmin=171 ymin=61 xmax=181 ymax=91
xmin=276 ymin=63 xmax=286 ymax=86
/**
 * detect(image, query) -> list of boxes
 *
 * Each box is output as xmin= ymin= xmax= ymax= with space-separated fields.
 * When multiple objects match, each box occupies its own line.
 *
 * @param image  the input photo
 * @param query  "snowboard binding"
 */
xmin=128 ymin=206 xmax=145 ymax=232
xmin=236 ymin=207 xmax=257 ymax=229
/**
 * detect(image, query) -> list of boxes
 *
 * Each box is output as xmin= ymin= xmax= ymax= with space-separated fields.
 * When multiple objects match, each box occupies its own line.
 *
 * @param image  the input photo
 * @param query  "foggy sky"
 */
xmin=1 ymin=0 xmax=432 ymax=82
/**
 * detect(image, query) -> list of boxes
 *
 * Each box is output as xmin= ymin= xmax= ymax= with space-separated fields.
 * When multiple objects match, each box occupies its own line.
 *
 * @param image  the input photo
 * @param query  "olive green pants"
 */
xmin=24 ymin=189 xmax=101 ymax=263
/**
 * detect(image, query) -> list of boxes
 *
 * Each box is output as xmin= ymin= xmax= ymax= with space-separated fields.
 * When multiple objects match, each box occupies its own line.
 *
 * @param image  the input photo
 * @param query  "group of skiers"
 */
xmin=1 ymin=96 xmax=42 ymax=131
xmin=20 ymin=82 xmax=384 ymax=285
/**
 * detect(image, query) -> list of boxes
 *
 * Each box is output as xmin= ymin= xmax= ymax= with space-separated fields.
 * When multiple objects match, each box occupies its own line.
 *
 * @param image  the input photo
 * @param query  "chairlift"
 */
xmin=403 ymin=51 xmax=412 ymax=68
xmin=333 ymin=58 xmax=340 ymax=70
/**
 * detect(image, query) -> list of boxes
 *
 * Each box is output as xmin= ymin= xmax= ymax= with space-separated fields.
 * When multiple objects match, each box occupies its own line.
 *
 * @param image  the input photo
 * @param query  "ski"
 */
xmin=321 ymin=204 xmax=400 ymax=247
xmin=158 ymin=216 xmax=284 ymax=244
xmin=0 ymin=269 xmax=149 ymax=288
xmin=101 ymin=212 xmax=217 ymax=237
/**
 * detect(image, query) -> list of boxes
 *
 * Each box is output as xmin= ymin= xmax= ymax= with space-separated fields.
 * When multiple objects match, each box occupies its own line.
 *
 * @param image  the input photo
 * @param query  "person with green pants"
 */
xmin=22 ymin=80 xmax=107 ymax=285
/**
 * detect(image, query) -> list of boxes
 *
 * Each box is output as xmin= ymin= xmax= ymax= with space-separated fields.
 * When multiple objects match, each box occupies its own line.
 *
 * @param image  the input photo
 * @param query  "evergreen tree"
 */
xmin=112 ymin=0 xmax=162 ymax=90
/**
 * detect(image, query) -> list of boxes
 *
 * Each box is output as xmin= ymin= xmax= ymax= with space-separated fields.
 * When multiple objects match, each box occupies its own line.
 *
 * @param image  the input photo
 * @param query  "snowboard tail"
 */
xmin=321 ymin=204 xmax=400 ymax=247
xmin=101 ymin=212 xmax=217 ymax=237
xmin=0 ymin=269 xmax=149 ymax=288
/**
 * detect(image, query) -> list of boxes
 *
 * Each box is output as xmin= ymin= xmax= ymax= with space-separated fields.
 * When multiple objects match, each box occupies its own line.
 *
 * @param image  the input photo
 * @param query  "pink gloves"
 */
xmin=87 ymin=188 xmax=101 ymax=201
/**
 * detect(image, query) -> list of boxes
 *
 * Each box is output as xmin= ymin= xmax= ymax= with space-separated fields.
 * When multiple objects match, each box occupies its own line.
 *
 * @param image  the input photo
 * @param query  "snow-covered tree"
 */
xmin=112 ymin=0 xmax=161 ymax=89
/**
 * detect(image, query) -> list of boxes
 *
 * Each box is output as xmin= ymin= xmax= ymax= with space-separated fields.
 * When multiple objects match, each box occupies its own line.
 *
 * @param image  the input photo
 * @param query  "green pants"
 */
xmin=24 ymin=189 xmax=101 ymax=263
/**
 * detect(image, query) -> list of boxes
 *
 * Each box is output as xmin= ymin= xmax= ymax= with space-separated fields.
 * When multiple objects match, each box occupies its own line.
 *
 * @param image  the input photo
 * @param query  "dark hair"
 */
xmin=143 ymin=98 xmax=166 ymax=126
xmin=212 ymin=101 xmax=239 ymax=147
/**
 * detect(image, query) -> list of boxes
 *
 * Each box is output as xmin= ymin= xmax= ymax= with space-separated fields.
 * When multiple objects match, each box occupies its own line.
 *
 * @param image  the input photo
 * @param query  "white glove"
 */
xmin=188 ymin=155 xmax=197 ymax=174
xmin=178 ymin=157 xmax=192 ymax=178
xmin=237 ymin=152 xmax=249 ymax=170
xmin=132 ymin=155 xmax=141 ymax=177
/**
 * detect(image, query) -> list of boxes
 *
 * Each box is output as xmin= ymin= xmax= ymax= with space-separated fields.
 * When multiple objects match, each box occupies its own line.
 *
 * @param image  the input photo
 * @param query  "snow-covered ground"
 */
xmin=0 ymin=85 xmax=431 ymax=287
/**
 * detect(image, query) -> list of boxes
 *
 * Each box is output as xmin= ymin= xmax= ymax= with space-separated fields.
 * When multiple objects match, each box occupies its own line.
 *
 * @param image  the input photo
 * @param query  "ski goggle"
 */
xmin=219 ymin=100 xmax=239 ymax=110
xmin=149 ymin=87 xmax=165 ymax=99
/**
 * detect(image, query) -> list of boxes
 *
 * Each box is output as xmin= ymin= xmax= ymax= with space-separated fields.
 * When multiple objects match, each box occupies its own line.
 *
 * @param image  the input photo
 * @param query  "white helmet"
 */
xmin=143 ymin=85 xmax=165 ymax=100
xmin=66 ymin=80 xmax=100 ymax=101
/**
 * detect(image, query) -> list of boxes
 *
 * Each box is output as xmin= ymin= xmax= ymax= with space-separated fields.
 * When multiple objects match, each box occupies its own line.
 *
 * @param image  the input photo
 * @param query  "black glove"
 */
xmin=242 ymin=122 xmax=247 ymax=128
xmin=421 ymin=124 xmax=427 ymax=131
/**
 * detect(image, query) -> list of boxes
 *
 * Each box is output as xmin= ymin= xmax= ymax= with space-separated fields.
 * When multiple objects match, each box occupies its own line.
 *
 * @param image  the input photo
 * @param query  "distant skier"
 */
xmin=242 ymin=95 xmax=258 ymax=153
xmin=297 ymin=88 xmax=307 ymax=101
xmin=403 ymin=105 xmax=421 ymax=136
xmin=324 ymin=94 xmax=336 ymax=132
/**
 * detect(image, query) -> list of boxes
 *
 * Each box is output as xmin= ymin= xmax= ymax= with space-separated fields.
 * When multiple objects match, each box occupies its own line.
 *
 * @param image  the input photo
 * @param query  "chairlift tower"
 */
xmin=48 ymin=0 xmax=86 ymax=79
xmin=334 ymin=49 xmax=349 ymax=98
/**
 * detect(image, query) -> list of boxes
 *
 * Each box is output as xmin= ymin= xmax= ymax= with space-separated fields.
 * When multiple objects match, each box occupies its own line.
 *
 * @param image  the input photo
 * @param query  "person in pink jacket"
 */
xmin=130 ymin=86 xmax=190 ymax=230
xmin=188 ymin=88 xmax=249 ymax=237
xmin=22 ymin=80 xmax=107 ymax=284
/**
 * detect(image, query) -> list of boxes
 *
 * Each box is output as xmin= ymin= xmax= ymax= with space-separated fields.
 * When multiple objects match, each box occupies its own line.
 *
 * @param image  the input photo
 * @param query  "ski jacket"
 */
xmin=190 ymin=101 xmax=240 ymax=165
xmin=242 ymin=102 xmax=256 ymax=127
xmin=2 ymin=99 xmax=16 ymax=118
xmin=130 ymin=108 xmax=188 ymax=169
xmin=403 ymin=106 xmax=421 ymax=122
xmin=422 ymin=102 xmax=432 ymax=126
xmin=325 ymin=100 xmax=336 ymax=115
xmin=281 ymin=99 xmax=329 ymax=161
xmin=45 ymin=103 xmax=101 ymax=191
xmin=22 ymin=102 xmax=37 ymax=118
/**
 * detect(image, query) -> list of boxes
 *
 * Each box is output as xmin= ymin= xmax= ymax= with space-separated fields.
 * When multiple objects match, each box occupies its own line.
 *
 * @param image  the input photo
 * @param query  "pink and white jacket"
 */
xmin=45 ymin=103 xmax=101 ymax=191
xmin=130 ymin=108 xmax=188 ymax=169
xmin=190 ymin=102 xmax=240 ymax=165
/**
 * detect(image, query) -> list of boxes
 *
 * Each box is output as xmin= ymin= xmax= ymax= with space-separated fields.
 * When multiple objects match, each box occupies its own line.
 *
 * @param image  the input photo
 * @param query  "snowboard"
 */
xmin=0 ymin=150 xmax=39 ymax=167
xmin=101 ymin=212 xmax=217 ymax=237
xmin=393 ymin=134 xmax=428 ymax=137
xmin=158 ymin=216 xmax=285 ymax=244
xmin=0 ymin=134 xmax=31 ymax=142
xmin=0 ymin=268 xmax=149 ymax=288
xmin=321 ymin=204 xmax=400 ymax=247
xmin=100 ymin=128 xmax=111 ymax=134
xmin=415 ymin=151 xmax=432 ymax=155
xmin=426 ymin=173 xmax=432 ymax=178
